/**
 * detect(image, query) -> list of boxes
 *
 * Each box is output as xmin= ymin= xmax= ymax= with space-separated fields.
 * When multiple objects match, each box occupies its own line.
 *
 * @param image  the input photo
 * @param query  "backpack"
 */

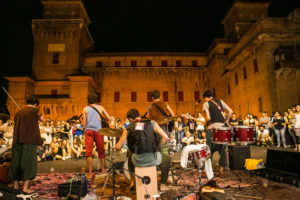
xmin=127 ymin=120 xmax=160 ymax=154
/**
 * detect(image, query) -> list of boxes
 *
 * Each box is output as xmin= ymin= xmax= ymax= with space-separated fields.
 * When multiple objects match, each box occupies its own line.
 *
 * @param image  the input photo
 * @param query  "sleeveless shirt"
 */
xmin=207 ymin=99 xmax=225 ymax=125
xmin=149 ymin=101 xmax=168 ymax=122
xmin=85 ymin=105 xmax=102 ymax=132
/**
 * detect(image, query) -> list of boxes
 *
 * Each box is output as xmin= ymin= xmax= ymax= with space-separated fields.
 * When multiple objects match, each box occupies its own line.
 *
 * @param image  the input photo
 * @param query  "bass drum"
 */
xmin=123 ymin=159 xmax=131 ymax=180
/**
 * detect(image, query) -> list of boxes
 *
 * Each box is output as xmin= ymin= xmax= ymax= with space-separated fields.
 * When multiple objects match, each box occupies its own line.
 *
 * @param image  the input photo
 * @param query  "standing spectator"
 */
xmin=244 ymin=113 xmax=251 ymax=126
xmin=229 ymin=113 xmax=239 ymax=126
xmin=1 ymin=119 xmax=14 ymax=147
xmin=74 ymin=120 xmax=84 ymax=139
xmin=176 ymin=117 xmax=186 ymax=144
xmin=7 ymin=96 xmax=44 ymax=193
xmin=294 ymin=105 xmax=300 ymax=151
xmin=42 ymin=121 xmax=52 ymax=154
xmin=168 ymin=133 xmax=177 ymax=154
xmin=259 ymin=112 xmax=272 ymax=135
xmin=272 ymin=111 xmax=287 ymax=148
xmin=195 ymin=112 xmax=206 ymax=138
xmin=284 ymin=111 xmax=297 ymax=148
xmin=61 ymin=120 xmax=71 ymax=140
xmin=187 ymin=114 xmax=196 ymax=136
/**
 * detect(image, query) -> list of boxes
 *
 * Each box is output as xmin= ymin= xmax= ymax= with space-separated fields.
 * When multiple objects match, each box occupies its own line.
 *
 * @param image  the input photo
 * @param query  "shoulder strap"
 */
xmin=88 ymin=105 xmax=104 ymax=120
xmin=209 ymin=99 xmax=226 ymax=120
xmin=152 ymin=103 xmax=168 ymax=118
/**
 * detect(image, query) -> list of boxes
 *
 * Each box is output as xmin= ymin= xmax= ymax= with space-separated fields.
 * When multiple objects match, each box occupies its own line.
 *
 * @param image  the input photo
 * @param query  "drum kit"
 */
xmin=212 ymin=126 xmax=255 ymax=145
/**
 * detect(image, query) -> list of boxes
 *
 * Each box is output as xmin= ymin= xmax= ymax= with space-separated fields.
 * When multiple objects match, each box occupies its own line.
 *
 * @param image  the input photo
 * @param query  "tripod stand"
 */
xmin=100 ymin=158 xmax=150 ymax=200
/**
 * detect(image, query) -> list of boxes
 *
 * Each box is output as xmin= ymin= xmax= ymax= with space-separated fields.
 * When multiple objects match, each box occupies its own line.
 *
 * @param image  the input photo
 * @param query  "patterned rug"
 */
xmin=30 ymin=173 xmax=89 ymax=199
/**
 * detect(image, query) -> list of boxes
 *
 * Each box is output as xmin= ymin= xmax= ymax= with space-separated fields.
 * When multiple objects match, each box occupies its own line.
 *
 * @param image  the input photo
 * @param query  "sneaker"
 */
xmin=283 ymin=145 xmax=287 ymax=148
xmin=276 ymin=145 xmax=280 ymax=148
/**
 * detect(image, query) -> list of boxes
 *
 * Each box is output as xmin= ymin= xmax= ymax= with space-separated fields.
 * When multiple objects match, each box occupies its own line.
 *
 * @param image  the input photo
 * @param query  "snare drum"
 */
xmin=187 ymin=145 xmax=210 ymax=161
xmin=212 ymin=127 xmax=232 ymax=144
xmin=233 ymin=126 xmax=255 ymax=144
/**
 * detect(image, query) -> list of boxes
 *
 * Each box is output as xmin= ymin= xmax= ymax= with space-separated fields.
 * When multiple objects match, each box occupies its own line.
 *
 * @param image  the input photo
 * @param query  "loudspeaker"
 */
xmin=266 ymin=149 xmax=300 ymax=175
xmin=228 ymin=145 xmax=250 ymax=170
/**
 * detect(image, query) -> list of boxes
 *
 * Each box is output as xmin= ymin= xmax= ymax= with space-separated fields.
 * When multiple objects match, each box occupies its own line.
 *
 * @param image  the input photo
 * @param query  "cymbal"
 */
xmin=98 ymin=128 xmax=122 ymax=137
xmin=157 ymin=117 xmax=177 ymax=125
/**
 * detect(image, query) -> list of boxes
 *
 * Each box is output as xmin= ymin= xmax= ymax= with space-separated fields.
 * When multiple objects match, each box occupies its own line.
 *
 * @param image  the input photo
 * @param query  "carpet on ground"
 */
xmin=30 ymin=173 xmax=93 ymax=199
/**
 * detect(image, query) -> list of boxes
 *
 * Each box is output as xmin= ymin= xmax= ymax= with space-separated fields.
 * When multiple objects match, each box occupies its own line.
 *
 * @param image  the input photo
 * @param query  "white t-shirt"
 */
xmin=182 ymin=136 xmax=194 ymax=145
xmin=196 ymin=117 xmax=206 ymax=130
xmin=295 ymin=113 xmax=300 ymax=128
xmin=43 ymin=133 xmax=52 ymax=145
xmin=257 ymin=129 xmax=269 ymax=138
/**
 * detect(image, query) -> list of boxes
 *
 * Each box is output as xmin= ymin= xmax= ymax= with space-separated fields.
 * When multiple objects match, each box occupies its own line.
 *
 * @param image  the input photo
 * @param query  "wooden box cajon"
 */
xmin=135 ymin=166 xmax=158 ymax=199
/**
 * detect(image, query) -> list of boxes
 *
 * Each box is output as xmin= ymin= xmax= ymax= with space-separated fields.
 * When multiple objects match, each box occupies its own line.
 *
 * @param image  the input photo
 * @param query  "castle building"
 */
xmin=6 ymin=0 xmax=300 ymax=120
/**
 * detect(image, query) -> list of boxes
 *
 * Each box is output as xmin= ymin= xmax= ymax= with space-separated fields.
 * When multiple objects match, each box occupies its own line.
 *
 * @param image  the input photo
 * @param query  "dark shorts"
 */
xmin=85 ymin=129 xmax=105 ymax=158
xmin=8 ymin=144 xmax=37 ymax=181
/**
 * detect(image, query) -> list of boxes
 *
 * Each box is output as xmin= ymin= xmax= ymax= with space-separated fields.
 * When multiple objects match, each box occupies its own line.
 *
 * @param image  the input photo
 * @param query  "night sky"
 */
xmin=0 ymin=0 xmax=299 ymax=113
xmin=1 ymin=0 xmax=299 ymax=77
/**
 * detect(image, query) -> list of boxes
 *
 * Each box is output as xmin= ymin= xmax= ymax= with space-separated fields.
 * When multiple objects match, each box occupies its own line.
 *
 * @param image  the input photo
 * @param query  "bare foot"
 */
xmin=160 ymin=184 xmax=169 ymax=191
xmin=23 ymin=188 xmax=35 ymax=194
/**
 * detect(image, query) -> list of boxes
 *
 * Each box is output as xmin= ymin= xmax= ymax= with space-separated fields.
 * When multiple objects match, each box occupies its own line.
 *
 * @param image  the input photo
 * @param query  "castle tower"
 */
xmin=31 ymin=0 xmax=94 ymax=80
xmin=222 ymin=1 xmax=270 ymax=40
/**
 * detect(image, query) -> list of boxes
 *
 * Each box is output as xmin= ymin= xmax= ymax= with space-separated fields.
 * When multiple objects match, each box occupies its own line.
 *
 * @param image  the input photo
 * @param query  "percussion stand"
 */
xmin=225 ymin=144 xmax=230 ymax=170
xmin=100 ymin=158 xmax=151 ymax=199
xmin=193 ymin=152 xmax=205 ymax=187
xmin=167 ymin=144 xmax=176 ymax=185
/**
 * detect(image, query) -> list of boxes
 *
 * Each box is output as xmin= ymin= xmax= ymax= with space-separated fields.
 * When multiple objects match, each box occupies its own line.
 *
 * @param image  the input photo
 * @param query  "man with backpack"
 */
xmin=115 ymin=108 xmax=170 ymax=191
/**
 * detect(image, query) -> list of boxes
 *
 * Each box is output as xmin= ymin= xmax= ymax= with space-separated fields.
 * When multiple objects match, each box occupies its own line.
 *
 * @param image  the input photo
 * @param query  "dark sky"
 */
xmin=1 ymin=0 xmax=299 ymax=77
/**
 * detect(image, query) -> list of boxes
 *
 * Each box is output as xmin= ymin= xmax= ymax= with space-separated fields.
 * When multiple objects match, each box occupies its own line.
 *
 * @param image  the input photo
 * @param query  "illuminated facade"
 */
xmin=6 ymin=0 xmax=300 ymax=120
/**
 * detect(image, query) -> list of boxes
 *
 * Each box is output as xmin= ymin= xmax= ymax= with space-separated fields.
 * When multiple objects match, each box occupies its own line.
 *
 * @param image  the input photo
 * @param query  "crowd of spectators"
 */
xmin=0 ymin=104 xmax=299 ymax=164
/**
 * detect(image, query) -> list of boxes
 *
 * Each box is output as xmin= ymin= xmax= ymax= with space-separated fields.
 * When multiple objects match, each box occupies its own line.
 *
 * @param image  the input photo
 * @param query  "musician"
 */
xmin=83 ymin=93 xmax=111 ymax=178
xmin=8 ymin=96 xmax=44 ymax=193
xmin=148 ymin=90 xmax=174 ymax=189
xmin=202 ymin=90 xmax=233 ymax=176
xmin=148 ymin=90 xmax=175 ymax=133
xmin=115 ymin=108 xmax=170 ymax=191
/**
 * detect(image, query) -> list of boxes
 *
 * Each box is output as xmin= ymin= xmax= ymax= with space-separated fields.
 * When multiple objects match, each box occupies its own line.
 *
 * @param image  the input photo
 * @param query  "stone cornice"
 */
xmin=226 ymin=17 xmax=300 ymax=70
xmin=221 ymin=2 xmax=270 ymax=24
xmin=85 ymin=52 xmax=207 ymax=57
xmin=82 ymin=66 xmax=206 ymax=73
xmin=41 ymin=0 xmax=91 ymax=24
xmin=5 ymin=76 xmax=35 ymax=85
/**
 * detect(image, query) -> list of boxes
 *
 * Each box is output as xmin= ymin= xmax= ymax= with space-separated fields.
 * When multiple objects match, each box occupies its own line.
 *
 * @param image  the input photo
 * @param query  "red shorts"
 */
xmin=84 ymin=129 xmax=105 ymax=158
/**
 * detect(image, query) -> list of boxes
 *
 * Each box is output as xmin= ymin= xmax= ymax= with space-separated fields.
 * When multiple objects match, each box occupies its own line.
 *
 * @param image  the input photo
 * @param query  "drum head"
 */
xmin=123 ymin=159 xmax=131 ymax=180
xmin=233 ymin=126 xmax=254 ymax=129
xmin=214 ymin=127 xmax=232 ymax=131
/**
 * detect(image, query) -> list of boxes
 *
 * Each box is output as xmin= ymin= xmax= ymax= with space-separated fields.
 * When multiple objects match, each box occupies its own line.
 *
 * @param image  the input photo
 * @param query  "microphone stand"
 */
xmin=100 ymin=158 xmax=151 ymax=200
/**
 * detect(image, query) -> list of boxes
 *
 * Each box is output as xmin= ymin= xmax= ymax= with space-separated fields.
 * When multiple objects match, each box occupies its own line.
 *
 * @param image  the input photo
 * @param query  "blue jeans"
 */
xmin=274 ymin=128 xmax=286 ymax=146
xmin=178 ymin=131 xmax=185 ymax=143
xmin=206 ymin=129 xmax=227 ymax=168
